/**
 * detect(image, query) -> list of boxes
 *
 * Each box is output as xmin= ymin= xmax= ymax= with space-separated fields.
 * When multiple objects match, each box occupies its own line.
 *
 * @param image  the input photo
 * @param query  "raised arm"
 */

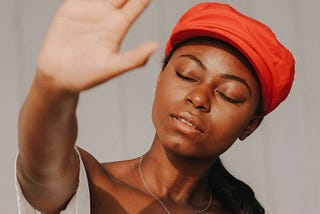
xmin=17 ymin=0 xmax=158 ymax=212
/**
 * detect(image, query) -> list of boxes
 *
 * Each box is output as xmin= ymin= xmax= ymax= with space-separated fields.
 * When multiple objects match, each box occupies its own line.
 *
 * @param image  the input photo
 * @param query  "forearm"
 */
xmin=17 ymin=71 xmax=81 ymax=212
xmin=18 ymin=71 xmax=79 ymax=182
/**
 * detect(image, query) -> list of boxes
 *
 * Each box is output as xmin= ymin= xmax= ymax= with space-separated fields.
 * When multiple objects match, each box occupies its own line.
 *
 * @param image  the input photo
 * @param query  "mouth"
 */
xmin=170 ymin=113 xmax=204 ymax=135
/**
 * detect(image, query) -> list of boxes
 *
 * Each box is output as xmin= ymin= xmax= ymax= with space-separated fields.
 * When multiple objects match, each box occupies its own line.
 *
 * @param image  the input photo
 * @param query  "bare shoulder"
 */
xmin=102 ymin=157 xmax=141 ymax=183
xmin=76 ymin=147 xmax=108 ymax=177
xmin=77 ymin=147 xmax=146 ymax=213
xmin=77 ymin=147 xmax=140 ymax=187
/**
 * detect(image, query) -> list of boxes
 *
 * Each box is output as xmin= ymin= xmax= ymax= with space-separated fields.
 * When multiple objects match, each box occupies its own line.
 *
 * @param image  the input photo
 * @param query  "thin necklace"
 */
xmin=138 ymin=155 xmax=212 ymax=214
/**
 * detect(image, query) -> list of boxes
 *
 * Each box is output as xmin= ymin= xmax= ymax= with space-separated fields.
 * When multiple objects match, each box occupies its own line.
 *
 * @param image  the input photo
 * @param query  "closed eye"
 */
xmin=216 ymin=90 xmax=241 ymax=104
xmin=176 ymin=71 xmax=196 ymax=82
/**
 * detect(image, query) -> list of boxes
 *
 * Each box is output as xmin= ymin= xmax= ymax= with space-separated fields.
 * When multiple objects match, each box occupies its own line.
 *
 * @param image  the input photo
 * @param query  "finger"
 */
xmin=121 ymin=0 xmax=151 ymax=23
xmin=109 ymin=0 xmax=128 ymax=8
xmin=108 ymin=41 xmax=159 ymax=77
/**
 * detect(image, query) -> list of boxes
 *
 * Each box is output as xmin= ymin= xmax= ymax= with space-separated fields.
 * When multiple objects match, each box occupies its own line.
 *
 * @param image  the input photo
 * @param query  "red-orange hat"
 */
xmin=165 ymin=2 xmax=295 ymax=116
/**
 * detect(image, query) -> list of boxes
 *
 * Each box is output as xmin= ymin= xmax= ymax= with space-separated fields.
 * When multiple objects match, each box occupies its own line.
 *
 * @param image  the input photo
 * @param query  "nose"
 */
xmin=185 ymin=85 xmax=211 ymax=113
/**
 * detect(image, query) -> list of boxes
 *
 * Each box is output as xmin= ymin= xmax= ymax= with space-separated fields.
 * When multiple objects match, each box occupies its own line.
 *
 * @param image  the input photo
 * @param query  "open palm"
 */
xmin=37 ymin=0 xmax=158 ymax=92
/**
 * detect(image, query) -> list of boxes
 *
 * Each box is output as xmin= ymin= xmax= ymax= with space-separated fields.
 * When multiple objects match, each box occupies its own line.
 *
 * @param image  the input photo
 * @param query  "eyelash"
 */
xmin=216 ymin=90 xmax=241 ymax=104
xmin=176 ymin=71 xmax=196 ymax=82
xmin=176 ymin=71 xmax=241 ymax=104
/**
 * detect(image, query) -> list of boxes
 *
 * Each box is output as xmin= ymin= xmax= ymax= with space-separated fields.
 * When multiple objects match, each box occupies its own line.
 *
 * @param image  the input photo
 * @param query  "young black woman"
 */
xmin=16 ymin=1 xmax=294 ymax=213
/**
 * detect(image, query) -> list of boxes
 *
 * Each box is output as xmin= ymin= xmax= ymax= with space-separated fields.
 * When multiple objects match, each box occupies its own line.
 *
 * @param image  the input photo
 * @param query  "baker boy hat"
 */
xmin=165 ymin=2 xmax=295 ymax=115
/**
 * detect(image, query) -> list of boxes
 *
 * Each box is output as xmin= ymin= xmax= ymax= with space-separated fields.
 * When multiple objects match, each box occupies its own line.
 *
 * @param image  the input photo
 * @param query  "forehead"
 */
xmin=168 ymin=38 xmax=261 ymax=97
xmin=172 ymin=38 xmax=255 ymax=72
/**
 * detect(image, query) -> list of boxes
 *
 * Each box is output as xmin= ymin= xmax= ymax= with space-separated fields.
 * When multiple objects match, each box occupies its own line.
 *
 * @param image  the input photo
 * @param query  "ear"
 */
xmin=239 ymin=115 xmax=263 ymax=141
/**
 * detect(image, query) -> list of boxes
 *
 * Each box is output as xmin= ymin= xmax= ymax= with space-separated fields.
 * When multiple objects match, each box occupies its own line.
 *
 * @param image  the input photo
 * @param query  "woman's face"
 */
xmin=152 ymin=39 xmax=261 ymax=159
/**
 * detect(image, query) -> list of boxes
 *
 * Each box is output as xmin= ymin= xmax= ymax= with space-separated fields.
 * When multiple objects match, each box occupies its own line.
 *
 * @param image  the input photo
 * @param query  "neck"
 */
xmin=140 ymin=135 xmax=216 ymax=204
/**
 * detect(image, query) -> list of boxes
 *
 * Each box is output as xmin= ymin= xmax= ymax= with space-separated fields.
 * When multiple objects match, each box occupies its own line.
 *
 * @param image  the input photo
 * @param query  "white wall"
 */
xmin=1 ymin=0 xmax=319 ymax=213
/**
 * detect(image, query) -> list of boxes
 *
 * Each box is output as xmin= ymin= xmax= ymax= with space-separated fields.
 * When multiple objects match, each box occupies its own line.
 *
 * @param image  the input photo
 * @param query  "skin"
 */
xmin=17 ymin=0 xmax=262 ymax=213
xmin=153 ymin=39 xmax=262 ymax=160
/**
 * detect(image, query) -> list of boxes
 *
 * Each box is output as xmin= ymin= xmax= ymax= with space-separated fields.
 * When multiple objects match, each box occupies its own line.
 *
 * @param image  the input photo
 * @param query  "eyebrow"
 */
xmin=219 ymin=74 xmax=252 ymax=94
xmin=179 ymin=54 xmax=207 ymax=71
xmin=179 ymin=54 xmax=252 ymax=94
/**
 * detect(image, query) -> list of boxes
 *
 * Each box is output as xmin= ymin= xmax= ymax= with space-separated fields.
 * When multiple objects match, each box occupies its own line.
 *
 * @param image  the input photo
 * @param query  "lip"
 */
xmin=170 ymin=112 xmax=205 ymax=136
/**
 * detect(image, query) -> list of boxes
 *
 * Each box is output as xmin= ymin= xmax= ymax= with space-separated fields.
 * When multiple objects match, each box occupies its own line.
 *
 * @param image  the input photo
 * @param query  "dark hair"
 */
xmin=210 ymin=158 xmax=265 ymax=214
xmin=162 ymin=37 xmax=265 ymax=213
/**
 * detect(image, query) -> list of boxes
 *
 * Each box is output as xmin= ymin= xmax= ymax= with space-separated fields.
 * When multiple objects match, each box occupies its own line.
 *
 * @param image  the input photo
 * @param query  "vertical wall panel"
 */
xmin=0 ymin=0 xmax=21 ymax=212
xmin=1 ymin=0 xmax=319 ymax=213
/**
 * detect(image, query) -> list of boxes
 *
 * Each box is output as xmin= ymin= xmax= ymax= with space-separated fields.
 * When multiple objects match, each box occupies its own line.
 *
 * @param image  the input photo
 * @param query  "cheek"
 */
xmin=152 ymin=81 xmax=172 ymax=130
xmin=218 ymin=107 xmax=253 ymax=132
xmin=153 ymin=75 xmax=184 ymax=109
xmin=151 ymin=77 xmax=187 ymax=141
xmin=205 ymin=109 xmax=252 ymax=149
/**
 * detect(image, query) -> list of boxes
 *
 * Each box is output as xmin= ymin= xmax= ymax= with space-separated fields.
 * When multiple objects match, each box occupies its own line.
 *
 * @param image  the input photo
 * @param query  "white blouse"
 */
xmin=15 ymin=149 xmax=90 ymax=214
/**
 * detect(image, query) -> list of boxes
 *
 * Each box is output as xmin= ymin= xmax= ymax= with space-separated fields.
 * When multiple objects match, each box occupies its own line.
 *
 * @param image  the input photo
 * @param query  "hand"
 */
xmin=37 ymin=0 xmax=159 ymax=92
